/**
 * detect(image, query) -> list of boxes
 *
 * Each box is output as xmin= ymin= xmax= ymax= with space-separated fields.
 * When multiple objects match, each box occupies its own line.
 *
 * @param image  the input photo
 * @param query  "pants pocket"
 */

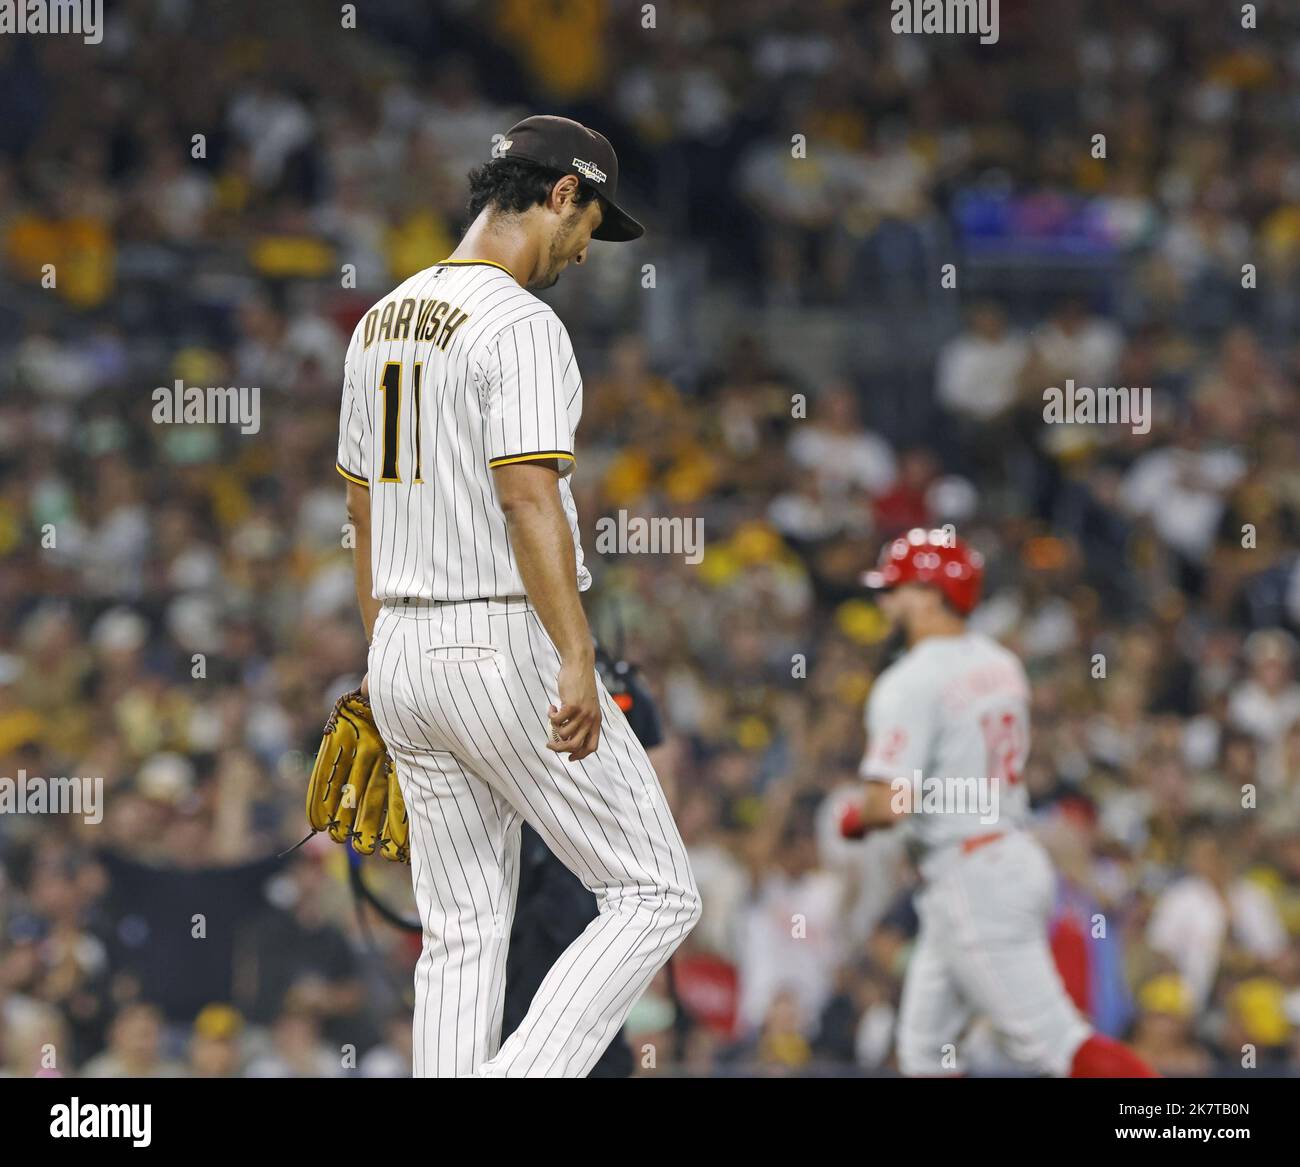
xmin=425 ymin=644 xmax=500 ymax=664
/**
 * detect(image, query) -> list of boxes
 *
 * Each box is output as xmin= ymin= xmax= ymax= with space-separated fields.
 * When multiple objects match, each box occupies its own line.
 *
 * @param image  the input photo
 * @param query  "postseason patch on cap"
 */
xmin=571 ymin=157 xmax=607 ymax=184
xmin=497 ymin=115 xmax=644 ymax=240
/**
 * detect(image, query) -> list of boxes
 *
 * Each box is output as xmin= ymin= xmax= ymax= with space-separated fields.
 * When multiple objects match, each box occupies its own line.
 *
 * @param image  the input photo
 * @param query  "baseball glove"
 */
xmin=306 ymin=689 xmax=409 ymax=864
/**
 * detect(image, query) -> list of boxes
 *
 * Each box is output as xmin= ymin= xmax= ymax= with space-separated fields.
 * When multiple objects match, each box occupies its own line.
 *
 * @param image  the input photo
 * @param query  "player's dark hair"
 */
xmin=465 ymin=157 xmax=600 ymax=221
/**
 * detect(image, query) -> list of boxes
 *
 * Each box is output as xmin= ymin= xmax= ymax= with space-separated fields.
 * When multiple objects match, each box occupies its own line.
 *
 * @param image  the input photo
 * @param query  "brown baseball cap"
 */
xmin=496 ymin=115 xmax=644 ymax=242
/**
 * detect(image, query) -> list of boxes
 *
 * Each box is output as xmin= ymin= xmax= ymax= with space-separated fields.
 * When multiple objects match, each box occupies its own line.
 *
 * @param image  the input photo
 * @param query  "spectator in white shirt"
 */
xmin=1121 ymin=429 xmax=1247 ymax=564
xmin=1147 ymin=827 xmax=1286 ymax=1009
xmin=1229 ymin=630 xmax=1300 ymax=746
xmin=785 ymin=381 xmax=896 ymax=498
xmin=1030 ymin=297 xmax=1125 ymax=388
xmin=736 ymin=791 xmax=845 ymax=1035
xmin=936 ymin=301 xmax=1028 ymax=423
xmin=1229 ymin=630 xmax=1300 ymax=790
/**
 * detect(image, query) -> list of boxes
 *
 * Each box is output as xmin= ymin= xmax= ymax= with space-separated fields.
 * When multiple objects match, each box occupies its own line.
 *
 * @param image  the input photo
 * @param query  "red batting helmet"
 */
xmin=862 ymin=528 xmax=984 ymax=615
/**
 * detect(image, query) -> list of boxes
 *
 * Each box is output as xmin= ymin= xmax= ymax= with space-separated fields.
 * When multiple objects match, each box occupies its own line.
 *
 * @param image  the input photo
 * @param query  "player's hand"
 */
xmin=548 ymin=658 xmax=601 ymax=761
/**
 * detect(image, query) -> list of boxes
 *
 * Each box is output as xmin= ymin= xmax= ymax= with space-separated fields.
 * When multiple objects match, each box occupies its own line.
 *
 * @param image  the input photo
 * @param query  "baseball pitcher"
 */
xmin=333 ymin=116 xmax=700 ymax=1077
xmin=842 ymin=528 xmax=1155 ymax=1078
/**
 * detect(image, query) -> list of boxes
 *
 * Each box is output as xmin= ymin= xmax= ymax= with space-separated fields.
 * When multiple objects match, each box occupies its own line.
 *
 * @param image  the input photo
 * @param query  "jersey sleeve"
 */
xmin=860 ymin=668 xmax=934 ymax=785
xmin=480 ymin=314 xmax=578 ymax=476
xmin=336 ymin=329 xmax=369 ymax=487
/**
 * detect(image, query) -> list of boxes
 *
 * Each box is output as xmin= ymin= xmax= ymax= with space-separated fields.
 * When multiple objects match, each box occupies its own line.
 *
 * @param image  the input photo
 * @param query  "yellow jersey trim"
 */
xmin=336 ymin=463 xmax=369 ymax=487
xmin=438 ymin=258 xmax=516 ymax=279
xmin=488 ymin=451 xmax=575 ymax=469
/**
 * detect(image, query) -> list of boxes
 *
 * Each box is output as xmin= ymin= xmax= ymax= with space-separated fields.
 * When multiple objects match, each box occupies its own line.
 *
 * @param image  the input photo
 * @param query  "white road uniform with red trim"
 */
xmin=861 ymin=631 xmax=1092 ymax=1075
xmin=338 ymin=259 xmax=698 ymax=1077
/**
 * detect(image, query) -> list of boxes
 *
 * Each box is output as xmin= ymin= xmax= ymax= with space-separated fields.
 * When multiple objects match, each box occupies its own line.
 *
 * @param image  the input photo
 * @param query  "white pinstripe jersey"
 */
xmin=337 ymin=259 xmax=591 ymax=601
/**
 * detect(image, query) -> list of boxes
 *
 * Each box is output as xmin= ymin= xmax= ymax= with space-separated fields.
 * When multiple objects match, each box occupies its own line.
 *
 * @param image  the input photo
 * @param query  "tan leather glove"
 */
xmin=306 ymin=689 xmax=409 ymax=864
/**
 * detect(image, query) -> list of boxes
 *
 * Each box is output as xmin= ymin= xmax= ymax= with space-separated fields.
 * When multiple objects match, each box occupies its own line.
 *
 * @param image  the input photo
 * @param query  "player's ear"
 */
xmin=551 ymin=174 xmax=581 ymax=213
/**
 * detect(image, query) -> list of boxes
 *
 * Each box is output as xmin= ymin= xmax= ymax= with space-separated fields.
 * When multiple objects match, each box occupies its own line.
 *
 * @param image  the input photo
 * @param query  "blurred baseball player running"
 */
xmin=337 ymin=116 xmax=699 ymax=1077
xmin=843 ymin=529 xmax=1154 ymax=1078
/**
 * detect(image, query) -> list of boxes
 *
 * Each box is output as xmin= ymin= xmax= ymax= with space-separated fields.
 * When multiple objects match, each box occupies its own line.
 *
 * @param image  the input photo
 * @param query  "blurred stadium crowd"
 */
xmin=3 ymin=0 xmax=1300 ymax=1076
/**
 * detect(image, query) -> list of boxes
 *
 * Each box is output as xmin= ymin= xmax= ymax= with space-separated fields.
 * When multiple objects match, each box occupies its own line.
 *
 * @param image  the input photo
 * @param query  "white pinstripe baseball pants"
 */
xmin=368 ymin=596 xmax=700 ymax=1078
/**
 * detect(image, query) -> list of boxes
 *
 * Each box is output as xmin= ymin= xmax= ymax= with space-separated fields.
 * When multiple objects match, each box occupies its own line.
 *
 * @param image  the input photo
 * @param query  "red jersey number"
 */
xmin=980 ymin=710 xmax=1025 ymax=787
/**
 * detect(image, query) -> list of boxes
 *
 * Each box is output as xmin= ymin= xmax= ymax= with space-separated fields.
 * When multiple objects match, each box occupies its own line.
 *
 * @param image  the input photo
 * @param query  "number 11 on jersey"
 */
xmin=377 ymin=361 xmax=423 ymax=484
